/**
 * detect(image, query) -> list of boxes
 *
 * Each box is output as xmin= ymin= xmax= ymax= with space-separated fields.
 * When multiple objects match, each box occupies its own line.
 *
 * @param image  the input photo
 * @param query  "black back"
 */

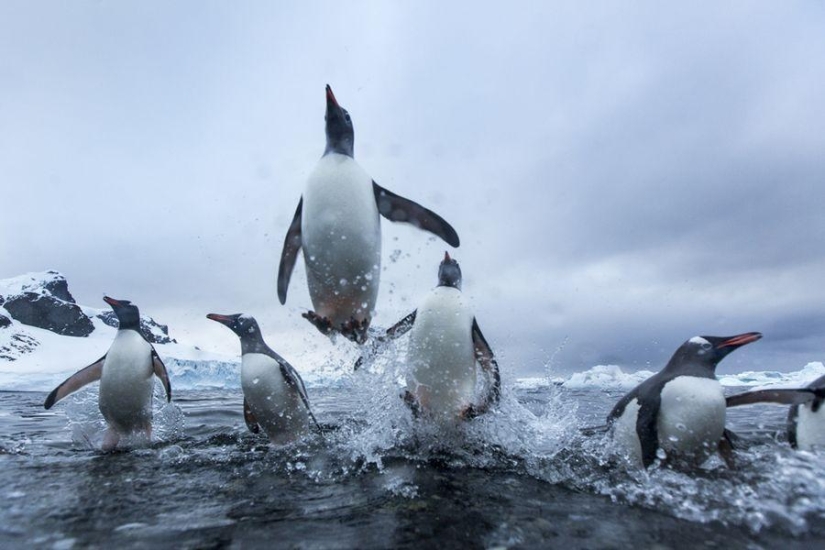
xmin=608 ymin=333 xmax=761 ymax=467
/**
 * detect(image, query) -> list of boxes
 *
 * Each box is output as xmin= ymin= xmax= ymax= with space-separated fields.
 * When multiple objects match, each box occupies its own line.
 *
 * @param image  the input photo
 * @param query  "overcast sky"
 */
xmin=2 ymin=2 xmax=825 ymax=377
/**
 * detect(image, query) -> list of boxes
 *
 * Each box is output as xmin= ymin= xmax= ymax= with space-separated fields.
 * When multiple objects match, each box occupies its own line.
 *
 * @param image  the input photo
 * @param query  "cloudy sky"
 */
xmin=2 ymin=2 xmax=824 ymax=377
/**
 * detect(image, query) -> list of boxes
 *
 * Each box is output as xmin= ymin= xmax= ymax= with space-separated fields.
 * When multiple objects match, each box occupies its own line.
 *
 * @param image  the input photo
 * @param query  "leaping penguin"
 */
xmin=607 ymin=332 xmax=762 ymax=468
xmin=277 ymin=85 xmax=460 ymax=344
xmin=726 ymin=374 xmax=825 ymax=451
xmin=207 ymin=313 xmax=320 ymax=444
xmin=44 ymin=296 xmax=172 ymax=451
xmin=372 ymin=252 xmax=500 ymax=421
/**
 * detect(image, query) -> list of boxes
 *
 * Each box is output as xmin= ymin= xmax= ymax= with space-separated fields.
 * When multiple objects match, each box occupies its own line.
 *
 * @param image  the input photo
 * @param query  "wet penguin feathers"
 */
xmin=276 ymin=84 xmax=461 ymax=333
xmin=608 ymin=332 xmax=762 ymax=468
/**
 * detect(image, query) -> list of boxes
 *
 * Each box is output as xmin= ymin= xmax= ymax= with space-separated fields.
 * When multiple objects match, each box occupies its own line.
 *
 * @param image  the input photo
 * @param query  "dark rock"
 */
xmin=0 ymin=314 xmax=10 ymax=328
xmin=4 ymin=293 xmax=95 ymax=337
xmin=96 ymin=311 xmax=176 ymax=345
xmin=0 ymin=331 xmax=39 ymax=361
xmin=41 ymin=271 xmax=76 ymax=303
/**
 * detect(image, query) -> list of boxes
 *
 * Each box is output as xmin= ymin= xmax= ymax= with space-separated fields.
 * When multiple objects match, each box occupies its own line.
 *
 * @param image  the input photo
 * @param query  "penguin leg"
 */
xmin=718 ymin=429 xmax=736 ymax=469
xmin=302 ymin=311 xmax=334 ymax=337
xmin=102 ymin=428 xmax=121 ymax=452
xmin=402 ymin=390 xmax=421 ymax=419
xmin=340 ymin=317 xmax=370 ymax=344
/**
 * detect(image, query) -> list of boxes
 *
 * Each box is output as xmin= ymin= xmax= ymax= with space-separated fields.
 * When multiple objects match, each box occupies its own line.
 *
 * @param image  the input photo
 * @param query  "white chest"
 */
xmin=657 ymin=376 xmax=725 ymax=459
xmin=241 ymin=353 xmax=309 ymax=443
xmin=98 ymin=330 xmax=154 ymax=429
xmin=795 ymin=402 xmax=825 ymax=451
xmin=407 ymin=287 xmax=476 ymax=415
xmin=302 ymin=154 xmax=380 ymax=249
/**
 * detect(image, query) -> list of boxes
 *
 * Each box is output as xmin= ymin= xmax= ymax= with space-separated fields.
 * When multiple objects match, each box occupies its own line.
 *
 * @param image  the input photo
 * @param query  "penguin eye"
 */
xmin=344 ymin=112 xmax=351 ymax=123
xmin=701 ymin=342 xmax=712 ymax=352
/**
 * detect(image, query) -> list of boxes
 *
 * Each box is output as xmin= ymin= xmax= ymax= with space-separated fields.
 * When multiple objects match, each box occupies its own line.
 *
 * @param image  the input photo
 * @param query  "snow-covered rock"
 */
xmin=0 ymin=271 xmax=175 ymax=355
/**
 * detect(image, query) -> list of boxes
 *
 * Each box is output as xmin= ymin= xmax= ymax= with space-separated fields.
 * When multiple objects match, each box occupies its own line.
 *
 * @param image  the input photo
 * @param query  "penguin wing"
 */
xmin=277 ymin=197 xmax=303 ymax=304
xmin=471 ymin=318 xmax=501 ymax=408
xmin=244 ymin=398 xmax=261 ymax=434
xmin=788 ymin=404 xmax=801 ymax=449
xmin=726 ymin=388 xmax=821 ymax=408
xmin=278 ymin=361 xmax=321 ymax=431
xmin=353 ymin=310 xmax=418 ymax=370
xmin=385 ymin=310 xmax=417 ymax=340
xmin=44 ymin=355 xmax=106 ymax=409
xmin=636 ymin=392 xmax=662 ymax=468
xmin=151 ymin=347 xmax=172 ymax=402
xmin=372 ymin=182 xmax=460 ymax=247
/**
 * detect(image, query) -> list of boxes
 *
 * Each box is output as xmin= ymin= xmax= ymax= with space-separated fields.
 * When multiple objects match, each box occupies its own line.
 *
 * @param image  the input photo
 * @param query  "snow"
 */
xmin=0 ymin=270 xmax=64 ymax=297
xmin=0 ymin=314 xmax=240 ymax=392
xmin=562 ymin=364 xmax=656 ymax=390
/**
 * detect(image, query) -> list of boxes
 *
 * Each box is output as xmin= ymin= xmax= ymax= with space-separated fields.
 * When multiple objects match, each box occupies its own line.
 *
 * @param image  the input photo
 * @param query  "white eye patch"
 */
xmin=689 ymin=336 xmax=710 ymax=346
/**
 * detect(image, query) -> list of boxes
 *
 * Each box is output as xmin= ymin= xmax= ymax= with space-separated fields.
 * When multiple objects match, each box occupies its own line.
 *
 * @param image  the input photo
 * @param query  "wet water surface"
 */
xmin=2 ymin=381 xmax=825 ymax=549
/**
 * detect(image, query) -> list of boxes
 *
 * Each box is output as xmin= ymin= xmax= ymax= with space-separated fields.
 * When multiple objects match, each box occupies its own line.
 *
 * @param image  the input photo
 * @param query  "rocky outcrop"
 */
xmin=96 ymin=311 xmax=175 ymax=344
xmin=3 ymin=292 xmax=95 ymax=337
xmin=0 ymin=314 xmax=10 ymax=329
xmin=0 ymin=271 xmax=175 ymax=344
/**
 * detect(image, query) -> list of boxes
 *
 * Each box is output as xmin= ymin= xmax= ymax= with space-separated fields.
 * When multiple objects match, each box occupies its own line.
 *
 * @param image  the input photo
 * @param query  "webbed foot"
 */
xmin=302 ymin=311 xmax=334 ymax=336
xmin=340 ymin=317 xmax=370 ymax=344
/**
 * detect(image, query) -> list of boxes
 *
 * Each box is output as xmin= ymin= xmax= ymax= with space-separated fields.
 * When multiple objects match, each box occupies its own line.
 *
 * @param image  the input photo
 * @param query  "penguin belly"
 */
xmin=612 ymin=398 xmax=644 ymax=466
xmin=406 ymin=287 xmax=476 ymax=420
xmin=241 ymin=353 xmax=310 ymax=444
xmin=657 ymin=377 xmax=725 ymax=463
xmin=301 ymin=153 xmax=381 ymax=327
xmin=795 ymin=403 xmax=825 ymax=451
xmin=98 ymin=331 xmax=154 ymax=434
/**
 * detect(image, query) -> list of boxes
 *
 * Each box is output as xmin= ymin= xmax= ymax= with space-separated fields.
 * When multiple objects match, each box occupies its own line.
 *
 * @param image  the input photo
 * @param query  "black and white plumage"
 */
xmin=207 ymin=313 xmax=319 ymax=444
xmin=607 ymin=332 xmax=762 ymax=468
xmin=44 ymin=296 xmax=172 ymax=451
xmin=277 ymin=85 xmax=460 ymax=344
xmin=726 ymin=374 xmax=825 ymax=451
xmin=377 ymin=253 xmax=500 ymax=421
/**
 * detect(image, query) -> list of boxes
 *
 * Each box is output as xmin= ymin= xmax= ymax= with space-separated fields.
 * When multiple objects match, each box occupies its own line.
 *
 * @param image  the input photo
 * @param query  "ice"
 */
xmin=562 ymin=365 xmax=655 ymax=390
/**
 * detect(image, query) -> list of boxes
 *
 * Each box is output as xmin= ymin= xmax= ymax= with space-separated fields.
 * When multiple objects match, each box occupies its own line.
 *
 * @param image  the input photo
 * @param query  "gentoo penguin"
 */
xmin=44 ymin=296 xmax=172 ymax=451
xmin=277 ymin=85 xmax=460 ymax=344
xmin=206 ymin=313 xmax=320 ymax=444
xmin=375 ymin=252 xmax=500 ymax=421
xmin=607 ymin=332 xmax=762 ymax=468
xmin=726 ymin=375 xmax=825 ymax=451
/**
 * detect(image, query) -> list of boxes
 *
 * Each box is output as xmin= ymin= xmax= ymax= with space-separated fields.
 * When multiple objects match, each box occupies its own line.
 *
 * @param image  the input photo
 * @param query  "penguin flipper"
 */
xmin=277 ymin=197 xmax=303 ymax=304
xmin=726 ymin=388 xmax=819 ymax=408
xmin=44 ymin=355 xmax=106 ymax=409
xmin=151 ymin=347 xmax=172 ymax=402
xmin=788 ymin=404 xmax=800 ymax=449
xmin=372 ymin=182 xmax=460 ymax=247
xmin=636 ymin=395 xmax=662 ymax=468
xmin=353 ymin=310 xmax=417 ymax=370
xmin=385 ymin=310 xmax=417 ymax=340
xmin=244 ymin=398 xmax=261 ymax=434
xmin=279 ymin=361 xmax=321 ymax=431
xmin=471 ymin=318 xmax=501 ymax=410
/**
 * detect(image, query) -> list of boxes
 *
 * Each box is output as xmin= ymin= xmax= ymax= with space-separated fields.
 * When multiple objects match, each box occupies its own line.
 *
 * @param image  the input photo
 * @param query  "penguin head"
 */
xmin=437 ymin=251 xmax=462 ymax=290
xmin=671 ymin=332 xmax=762 ymax=371
xmin=103 ymin=296 xmax=140 ymax=330
xmin=206 ymin=313 xmax=261 ymax=340
xmin=324 ymin=84 xmax=354 ymax=157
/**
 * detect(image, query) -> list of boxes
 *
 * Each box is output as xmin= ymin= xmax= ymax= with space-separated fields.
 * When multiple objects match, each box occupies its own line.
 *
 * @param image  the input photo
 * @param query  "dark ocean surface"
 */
xmin=2 ymin=375 xmax=825 ymax=549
